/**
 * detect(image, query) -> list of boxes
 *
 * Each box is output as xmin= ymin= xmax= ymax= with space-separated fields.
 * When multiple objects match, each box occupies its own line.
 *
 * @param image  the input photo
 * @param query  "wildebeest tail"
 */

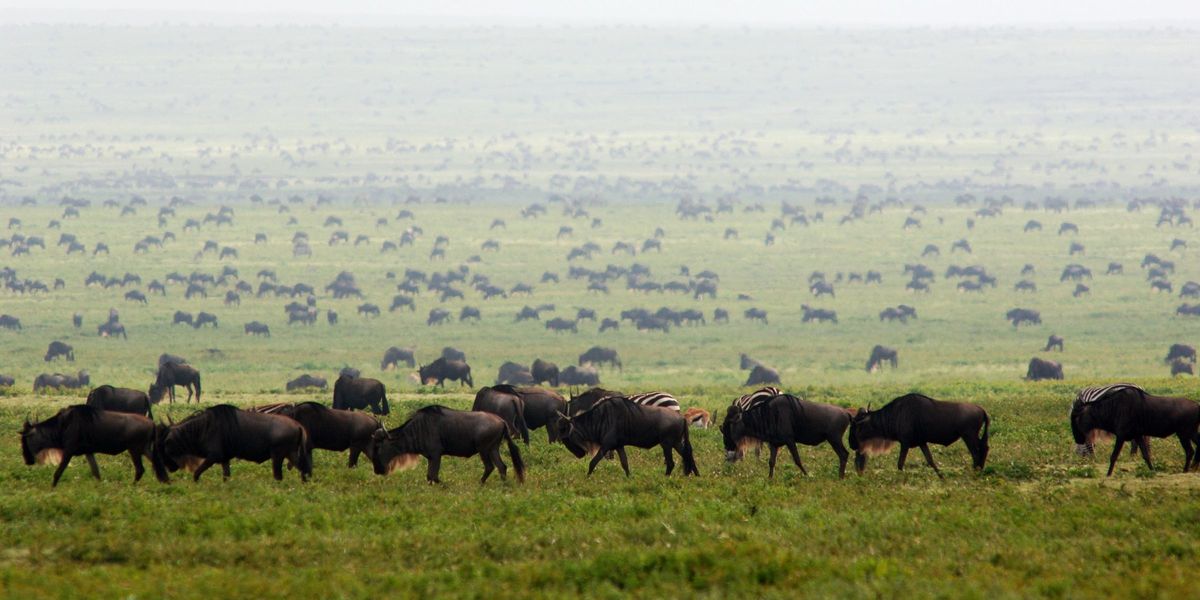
xmin=194 ymin=373 xmax=202 ymax=403
xmin=681 ymin=427 xmax=700 ymax=476
xmin=503 ymin=426 xmax=525 ymax=483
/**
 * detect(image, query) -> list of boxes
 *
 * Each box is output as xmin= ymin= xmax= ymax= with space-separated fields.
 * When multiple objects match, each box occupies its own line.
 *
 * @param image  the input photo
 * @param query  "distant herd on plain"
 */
xmin=17 ymin=354 xmax=1200 ymax=487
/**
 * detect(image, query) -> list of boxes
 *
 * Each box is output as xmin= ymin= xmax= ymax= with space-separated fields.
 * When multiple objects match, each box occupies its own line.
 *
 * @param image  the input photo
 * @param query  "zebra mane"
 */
xmin=1074 ymin=383 xmax=1145 ymax=407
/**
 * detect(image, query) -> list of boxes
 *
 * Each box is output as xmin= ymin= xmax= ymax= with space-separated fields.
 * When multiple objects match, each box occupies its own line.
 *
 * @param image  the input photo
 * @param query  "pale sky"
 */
xmin=1 ymin=0 xmax=1199 ymax=27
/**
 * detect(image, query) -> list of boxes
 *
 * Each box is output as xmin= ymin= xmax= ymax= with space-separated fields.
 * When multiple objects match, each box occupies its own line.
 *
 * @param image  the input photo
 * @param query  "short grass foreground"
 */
xmin=2 ymin=381 xmax=1198 ymax=598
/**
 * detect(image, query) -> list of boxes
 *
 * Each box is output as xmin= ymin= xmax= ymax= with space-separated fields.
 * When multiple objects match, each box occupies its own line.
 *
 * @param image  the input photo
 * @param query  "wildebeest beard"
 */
xmin=21 ymin=415 xmax=65 ymax=465
xmin=856 ymin=438 xmax=896 ymax=457
xmin=371 ymin=420 xmax=431 ymax=475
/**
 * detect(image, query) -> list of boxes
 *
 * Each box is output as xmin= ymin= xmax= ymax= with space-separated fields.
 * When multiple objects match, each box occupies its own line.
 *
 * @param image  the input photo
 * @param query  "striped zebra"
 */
xmin=1072 ymin=383 xmax=1146 ymax=456
xmin=735 ymin=386 xmax=782 ymax=411
xmin=623 ymin=391 xmax=681 ymax=412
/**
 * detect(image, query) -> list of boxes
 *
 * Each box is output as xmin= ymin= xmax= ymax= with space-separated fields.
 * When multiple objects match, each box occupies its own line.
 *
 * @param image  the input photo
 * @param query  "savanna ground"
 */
xmin=1 ymin=25 xmax=1199 ymax=598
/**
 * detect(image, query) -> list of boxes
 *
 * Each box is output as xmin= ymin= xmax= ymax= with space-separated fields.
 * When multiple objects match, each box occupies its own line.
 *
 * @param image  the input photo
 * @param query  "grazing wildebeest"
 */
xmin=0 ymin=314 xmax=21 ymax=330
xmin=1026 ymin=357 xmax=1063 ymax=381
xmin=744 ymin=308 xmax=769 ymax=324
xmin=332 ymin=374 xmax=390 ymax=415
xmin=125 ymin=290 xmax=148 ymax=304
xmin=418 ymin=357 xmax=474 ymax=387
xmin=1171 ymin=360 xmax=1194 ymax=376
xmin=441 ymin=346 xmax=466 ymax=362
xmin=579 ymin=346 xmax=621 ymax=370
xmin=1107 ymin=262 xmax=1123 ymax=275
xmin=253 ymin=402 xmax=382 ymax=467
xmin=98 ymin=321 xmax=127 ymax=339
xmin=739 ymin=353 xmax=762 ymax=370
xmin=86 ymin=385 xmax=153 ymax=417
xmin=151 ymin=405 xmax=312 ymax=483
xmin=286 ymin=374 xmax=328 ymax=391
xmin=390 ymin=295 xmax=415 ymax=312
xmin=849 ymin=393 xmax=990 ymax=477
xmin=1071 ymin=384 xmax=1200 ymax=475
xmin=1044 ymin=335 xmax=1064 ymax=352
xmin=427 ymin=308 xmax=451 ymax=326
xmin=381 ymin=346 xmax=417 ymax=370
xmin=553 ymin=397 xmax=699 ymax=477
xmin=172 ymin=311 xmax=194 ymax=326
xmin=72 ymin=312 xmax=82 ymax=328
xmin=1165 ymin=343 xmax=1196 ymax=364
xmin=866 ymin=345 xmax=898 ymax=372
xmin=473 ymin=385 xmax=531 ymax=444
xmin=598 ymin=317 xmax=619 ymax=332
xmin=744 ymin=365 xmax=781 ymax=387
xmin=193 ymin=312 xmax=218 ymax=329
xmin=243 ymin=321 xmax=270 ymax=337
xmin=531 ymin=358 xmax=559 ymax=386
xmin=0 ymin=374 xmax=13 ymax=387
xmin=44 ymin=341 xmax=74 ymax=362
xmin=496 ymin=361 xmax=534 ymax=385
xmin=545 ymin=317 xmax=578 ymax=333
xmin=369 ymin=406 xmax=525 ymax=484
xmin=33 ymin=371 xmax=90 ymax=392
xmin=721 ymin=393 xmax=852 ymax=478
xmin=1006 ymin=308 xmax=1042 ymax=327
xmin=559 ymin=365 xmax=600 ymax=387
xmin=21 ymin=405 xmax=155 ymax=486
xmin=713 ymin=308 xmax=729 ymax=323
xmin=149 ymin=362 xmax=202 ymax=404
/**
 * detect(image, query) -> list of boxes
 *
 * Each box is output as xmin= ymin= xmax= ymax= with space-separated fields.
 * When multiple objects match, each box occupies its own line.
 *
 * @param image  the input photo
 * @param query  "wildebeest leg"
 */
xmin=426 ymin=453 xmax=442 ymax=483
xmin=51 ymin=453 xmax=74 ymax=487
xmin=348 ymin=447 xmax=361 ymax=468
xmin=661 ymin=444 xmax=675 ymax=475
xmin=131 ymin=450 xmax=146 ymax=482
xmin=492 ymin=447 xmax=508 ymax=481
xmin=1107 ymin=439 xmax=1125 ymax=476
xmin=616 ymin=447 xmax=631 ymax=477
xmin=1132 ymin=436 xmax=1154 ymax=472
xmin=480 ymin=454 xmax=495 ymax=484
xmin=767 ymin=444 xmax=779 ymax=478
xmin=962 ymin=433 xmax=984 ymax=471
xmin=786 ymin=444 xmax=808 ymax=476
xmin=854 ymin=452 xmax=867 ymax=474
xmin=85 ymin=454 xmax=102 ymax=480
xmin=221 ymin=462 xmax=231 ymax=479
xmin=192 ymin=458 xmax=218 ymax=482
xmin=830 ymin=438 xmax=849 ymax=479
xmin=272 ymin=452 xmax=285 ymax=481
xmin=918 ymin=444 xmax=943 ymax=478
xmin=896 ymin=444 xmax=910 ymax=471
xmin=586 ymin=449 xmax=606 ymax=476
xmin=1177 ymin=434 xmax=1193 ymax=472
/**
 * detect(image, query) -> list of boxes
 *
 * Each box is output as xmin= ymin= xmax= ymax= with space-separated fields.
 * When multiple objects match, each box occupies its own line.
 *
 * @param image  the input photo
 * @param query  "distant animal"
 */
xmin=418 ymin=357 xmax=473 ymax=387
xmin=150 ymin=405 xmax=312 ymax=483
xmin=1044 ymin=335 xmax=1064 ymax=352
xmin=21 ymin=405 xmax=154 ymax=486
xmin=150 ymin=362 xmax=202 ymax=404
xmin=369 ymin=406 xmax=524 ymax=484
xmin=332 ymin=374 xmax=390 ymax=415
xmin=579 ymin=346 xmax=621 ymax=370
xmin=744 ymin=365 xmax=781 ymax=387
xmin=1165 ymin=343 xmax=1196 ymax=364
xmin=285 ymin=374 xmax=328 ymax=391
xmin=531 ymin=358 xmax=560 ymax=386
xmin=558 ymin=365 xmax=600 ymax=387
xmin=1171 ymin=360 xmax=1193 ymax=377
xmin=441 ymin=347 xmax=467 ymax=362
xmin=1025 ymin=357 xmax=1063 ymax=381
xmin=44 ymin=341 xmax=74 ymax=362
xmin=381 ymin=347 xmax=417 ymax=370
xmin=98 ymin=321 xmax=128 ymax=339
xmin=33 ymin=370 xmax=90 ymax=392
xmin=866 ymin=345 xmax=898 ymax=372
xmin=849 ymin=393 xmax=990 ymax=477
xmin=1006 ymin=308 xmax=1041 ymax=328
xmin=243 ymin=321 xmax=270 ymax=337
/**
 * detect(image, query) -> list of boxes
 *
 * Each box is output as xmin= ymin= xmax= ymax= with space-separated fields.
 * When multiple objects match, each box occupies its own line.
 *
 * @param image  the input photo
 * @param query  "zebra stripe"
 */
xmin=734 ymin=387 xmax=781 ymax=411
xmin=1076 ymin=383 xmax=1144 ymax=405
xmin=625 ymin=391 xmax=681 ymax=411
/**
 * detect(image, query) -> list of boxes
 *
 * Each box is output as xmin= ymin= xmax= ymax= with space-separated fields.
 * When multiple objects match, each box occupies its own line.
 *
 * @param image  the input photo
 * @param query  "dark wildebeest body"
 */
xmin=744 ymin=365 xmax=781 ymax=386
xmin=150 ymin=362 xmax=202 ymax=404
xmin=865 ymin=345 xmax=898 ymax=372
xmin=332 ymin=374 xmax=390 ymax=415
xmin=473 ymin=385 xmax=531 ymax=444
xmin=554 ymin=397 xmax=699 ymax=477
xmin=1044 ymin=335 xmax=1065 ymax=352
xmin=380 ymin=346 xmax=416 ymax=370
xmin=286 ymin=374 xmax=328 ymax=391
xmin=45 ymin=340 xmax=74 ymax=362
xmin=511 ymin=386 xmax=568 ymax=441
xmin=151 ymin=405 xmax=312 ymax=482
xmin=418 ymin=357 xmax=474 ymax=387
xmin=1071 ymin=384 xmax=1200 ymax=476
xmin=1026 ymin=357 xmax=1063 ymax=381
xmin=579 ymin=346 xmax=621 ymax=370
xmin=370 ymin=406 xmax=525 ymax=484
xmin=558 ymin=365 xmax=600 ymax=387
xmin=1165 ymin=343 xmax=1196 ymax=364
xmin=848 ymin=393 xmax=990 ymax=478
xmin=21 ymin=405 xmax=154 ymax=486
xmin=86 ymin=385 xmax=153 ymax=417
xmin=531 ymin=358 xmax=559 ymax=386
xmin=254 ymin=402 xmax=383 ymax=467
xmin=721 ymin=394 xmax=852 ymax=478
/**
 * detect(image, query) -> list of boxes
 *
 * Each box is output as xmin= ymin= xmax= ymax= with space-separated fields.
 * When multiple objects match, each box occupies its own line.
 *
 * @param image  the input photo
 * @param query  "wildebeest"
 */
xmin=332 ymin=374 xmax=389 ymax=415
xmin=1165 ymin=343 xmax=1196 ymax=364
xmin=744 ymin=307 xmax=768 ymax=324
xmin=496 ymin=361 xmax=534 ymax=385
xmin=739 ymin=353 xmax=762 ymax=370
xmin=381 ymin=346 xmax=417 ymax=370
xmin=1071 ymin=384 xmax=1200 ymax=475
xmin=553 ymin=396 xmax=699 ymax=477
xmin=1171 ymin=359 xmax=1194 ymax=376
xmin=558 ymin=365 xmax=600 ymax=387
xmin=44 ymin=340 xmax=74 ymax=362
xmin=505 ymin=386 xmax=569 ymax=441
xmin=1026 ymin=357 xmax=1063 ymax=381
xmin=1006 ymin=308 xmax=1042 ymax=328
xmin=33 ymin=370 xmax=90 ymax=392
xmin=369 ymin=406 xmax=525 ymax=484
xmin=21 ymin=405 xmax=155 ymax=486
xmin=151 ymin=405 xmax=312 ymax=482
xmin=473 ymin=385 xmax=531 ymax=444
xmin=86 ymin=385 xmax=152 ymax=417
xmin=1041 ymin=334 xmax=1065 ymax=352
xmin=242 ymin=320 xmax=270 ymax=337
xmin=545 ymin=317 xmax=577 ymax=333
xmin=866 ymin=345 xmax=898 ymax=372
xmin=744 ymin=365 xmax=781 ymax=386
xmin=579 ymin=346 xmax=621 ymax=370
xmin=149 ymin=361 xmax=202 ymax=404
xmin=98 ymin=321 xmax=128 ymax=339
xmin=193 ymin=312 xmax=218 ymax=329
xmin=441 ymin=346 xmax=467 ymax=362
xmin=173 ymin=311 xmax=194 ymax=326
xmin=418 ymin=357 xmax=474 ymax=387
xmin=848 ymin=393 xmax=990 ymax=477
xmin=286 ymin=374 xmax=328 ymax=391
xmin=531 ymin=358 xmax=560 ymax=386
xmin=0 ymin=314 xmax=21 ymax=330
xmin=254 ymin=402 xmax=383 ymax=467
xmin=721 ymin=393 xmax=852 ymax=477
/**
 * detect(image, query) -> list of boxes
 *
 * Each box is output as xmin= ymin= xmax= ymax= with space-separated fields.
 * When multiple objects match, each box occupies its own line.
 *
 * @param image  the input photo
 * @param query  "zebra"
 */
xmin=1072 ymin=383 xmax=1145 ymax=456
xmin=735 ymin=386 xmax=782 ymax=411
xmin=621 ymin=391 xmax=681 ymax=412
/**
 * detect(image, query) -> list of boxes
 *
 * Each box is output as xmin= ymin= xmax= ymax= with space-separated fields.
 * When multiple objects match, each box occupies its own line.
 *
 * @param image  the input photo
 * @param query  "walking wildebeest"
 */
xmin=848 ymin=393 xmax=990 ymax=477
xmin=86 ymin=385 xmax=153 ymax=417
xmin=531 ymin=358 xmax=560 ymax=386
xmin=380 ymin=346 xmax=417 ymax=370
xmin=553 ymin=397 xmax=699 ymax=477
xmin=369 ymin=406 xmax=525 ymax=484
xmin=721 ymin=393 xmax=852 ymax=478
xmin=149 ymin=361 xmax=202 ymax=404
xmin=151 ymin=405 xmax=312 ymax=482
xmin=44 ymin=340 xmax=74 ymax=362
xmin=1026 ymin=357 xmax=1063 ymax=381
xmin=473 ymin=385 xmax=531 ymax=444
xmin=1006 ymin=308 xmax=1042 ymax=327
xmin=332 ymin=374 xmax=390 ymax=415
xmin=866 ymin=345 xmax=898 ymax=372
xmin=21 ymin=405 xmax=155 ymax=486
xmin=1071 ymin=384 xmax=1200 ymax=476
xmin=244 ymin=321 xmax=270 ymax=337
xmin=286 ymin=374 xmax=328 ymax=391
xmin=253 ymin=402 xmax=383 ymax=468
xmin=579 ymin=346 xmax=621 ymax=370
xmin=744 ymin=365 xmax=781 ymax=387
xmin=418 ymin=357 xmax=474 ymax=387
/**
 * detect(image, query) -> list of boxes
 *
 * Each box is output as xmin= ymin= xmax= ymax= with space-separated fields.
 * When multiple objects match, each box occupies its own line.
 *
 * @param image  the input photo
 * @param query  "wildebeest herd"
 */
xmin=21 ymin=372 xmax=1200 ymax=487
